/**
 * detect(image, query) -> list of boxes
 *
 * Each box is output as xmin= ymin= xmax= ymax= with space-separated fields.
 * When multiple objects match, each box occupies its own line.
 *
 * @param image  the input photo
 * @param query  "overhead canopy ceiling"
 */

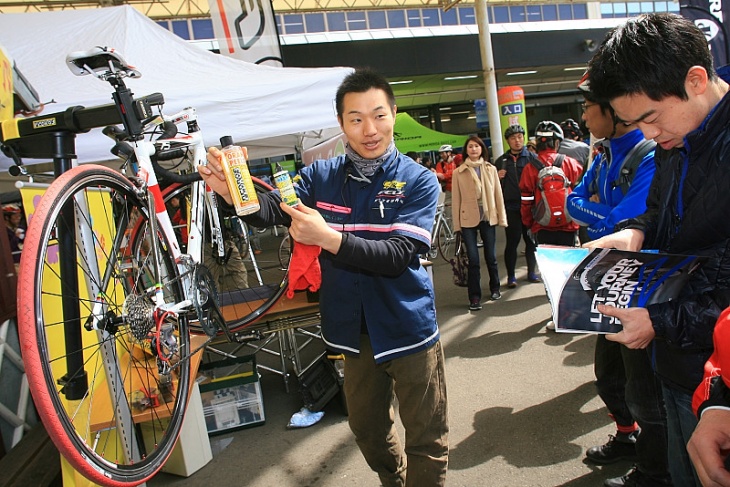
xmin=387 ymin=65 xmax=586 ymax=109
xmin=0 ymin=0 xmax=632 ymax=17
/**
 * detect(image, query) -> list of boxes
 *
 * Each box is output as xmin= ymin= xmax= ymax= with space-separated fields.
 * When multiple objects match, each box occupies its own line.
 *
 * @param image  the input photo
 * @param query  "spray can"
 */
xmin=219 ymin=135 xmax=260 ymax=216
xmin=273 ymin=162 xmax=299 ymax=207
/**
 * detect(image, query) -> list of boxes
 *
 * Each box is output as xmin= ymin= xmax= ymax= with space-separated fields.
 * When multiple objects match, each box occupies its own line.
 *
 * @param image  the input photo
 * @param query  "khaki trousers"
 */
xmin=344 ymin=336 xmax=449 ymax=487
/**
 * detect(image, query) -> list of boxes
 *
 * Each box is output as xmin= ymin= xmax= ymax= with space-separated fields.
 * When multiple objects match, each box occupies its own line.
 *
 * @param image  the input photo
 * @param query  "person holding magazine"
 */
xmin=566 ymin=73 xmax=669 ymax=487
xmin=452 ymin=135 xmax=507 ymax=310
xmin=585 ymin=13 xmax=730 ymax=487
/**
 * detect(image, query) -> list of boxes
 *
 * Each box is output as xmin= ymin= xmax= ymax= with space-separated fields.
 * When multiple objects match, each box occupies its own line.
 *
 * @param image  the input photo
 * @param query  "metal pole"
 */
xmin=474 ymin=0 xmax=504 ymax=159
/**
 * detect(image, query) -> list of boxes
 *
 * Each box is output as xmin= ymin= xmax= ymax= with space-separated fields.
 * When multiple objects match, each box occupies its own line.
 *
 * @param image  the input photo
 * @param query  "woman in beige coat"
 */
xmin=452 ymin=135 xmax=508 ymax=310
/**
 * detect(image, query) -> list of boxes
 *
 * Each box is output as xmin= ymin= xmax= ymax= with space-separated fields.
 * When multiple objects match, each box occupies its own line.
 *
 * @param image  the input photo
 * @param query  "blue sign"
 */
xmin=474 ymin=99 xmax=488 ymax=129
xmin=501 ymin=103 xmax=523 ymax=116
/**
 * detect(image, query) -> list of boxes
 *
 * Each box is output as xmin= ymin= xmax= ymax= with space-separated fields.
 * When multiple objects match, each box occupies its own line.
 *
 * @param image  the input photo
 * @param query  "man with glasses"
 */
xmin=567 ymin=72 xmax=667 ymax=487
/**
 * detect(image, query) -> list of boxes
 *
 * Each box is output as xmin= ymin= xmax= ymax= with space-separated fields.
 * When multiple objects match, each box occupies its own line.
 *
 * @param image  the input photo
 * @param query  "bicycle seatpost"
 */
xmin=109 ymin=76 xmax=146 ymax=141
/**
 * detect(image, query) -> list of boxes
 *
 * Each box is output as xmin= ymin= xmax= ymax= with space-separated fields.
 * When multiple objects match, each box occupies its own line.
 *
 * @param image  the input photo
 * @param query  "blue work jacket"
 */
xmin=297 ymin=152 xmax=441 ymax=363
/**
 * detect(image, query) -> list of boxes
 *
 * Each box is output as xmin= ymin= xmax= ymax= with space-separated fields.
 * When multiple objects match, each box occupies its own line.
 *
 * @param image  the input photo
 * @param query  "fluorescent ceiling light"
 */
xmin=506 ymin=70 xmax=538 ymax=76
xmin=563 ymin=67 xmax=587 ymax=71
xmin=389 ymin=80 xmax=413 ymax=85
xmin=444 ymin=75 xmax=478 ymax=81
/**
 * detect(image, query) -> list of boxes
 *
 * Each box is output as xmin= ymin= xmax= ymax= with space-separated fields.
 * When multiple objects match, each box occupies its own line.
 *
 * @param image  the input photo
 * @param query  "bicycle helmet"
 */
xmin=577 ymin=70 xmax=591 ymax=94
xmin=438 ymin=144 xmax=452 ymax=152
xmin=2 ymin=203 xmax=21 ymax=215
xmin=534 ymin=121 xmax=564 ymax=141
xmin=504 ymin=125 xmax=526 ymax=139
xmin=560 ymin=119 xmax=582 ymax=140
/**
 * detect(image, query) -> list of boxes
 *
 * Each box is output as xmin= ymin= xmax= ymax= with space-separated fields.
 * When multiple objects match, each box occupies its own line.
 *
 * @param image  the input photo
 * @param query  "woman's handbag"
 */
xmin=450 ymin=232 xmax=468 ymax=287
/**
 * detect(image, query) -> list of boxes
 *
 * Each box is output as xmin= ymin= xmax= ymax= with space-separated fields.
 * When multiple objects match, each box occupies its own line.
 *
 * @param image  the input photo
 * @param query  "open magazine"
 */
xmin=535 ymin=246 xmax=706 ymax=333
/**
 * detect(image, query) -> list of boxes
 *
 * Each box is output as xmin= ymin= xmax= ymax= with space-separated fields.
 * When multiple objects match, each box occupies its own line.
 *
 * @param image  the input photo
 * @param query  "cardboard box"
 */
xmin=198 ymin=355 xmax=265 ymax=435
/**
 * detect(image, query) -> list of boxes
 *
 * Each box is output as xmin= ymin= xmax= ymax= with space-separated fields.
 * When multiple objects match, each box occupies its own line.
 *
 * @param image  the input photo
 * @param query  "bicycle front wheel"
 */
xmin=17 ymin=165 xmax=191 ymax=486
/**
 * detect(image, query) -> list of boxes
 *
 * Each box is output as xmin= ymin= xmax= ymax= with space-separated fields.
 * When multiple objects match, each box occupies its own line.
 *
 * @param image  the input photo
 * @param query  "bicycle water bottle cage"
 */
xmin=66 ymin=46 xmax=141 ymax=81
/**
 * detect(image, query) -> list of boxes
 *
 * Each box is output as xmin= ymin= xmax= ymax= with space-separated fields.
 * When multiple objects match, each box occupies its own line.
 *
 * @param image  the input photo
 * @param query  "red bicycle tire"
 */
xmin=18 ymin=164 xmax=189 ymax=486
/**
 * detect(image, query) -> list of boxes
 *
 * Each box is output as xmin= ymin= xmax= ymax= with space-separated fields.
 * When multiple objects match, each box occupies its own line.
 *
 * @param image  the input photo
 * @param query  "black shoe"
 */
xmin=491 ymin=291 xmax=501 ymax=300
xmin=469 ymin=300 xmax=482 ymax=311
xmin=586 ymin=433 xmax=638 ymax=465
xmin=603 ymin=466 xmax=672 ymax=487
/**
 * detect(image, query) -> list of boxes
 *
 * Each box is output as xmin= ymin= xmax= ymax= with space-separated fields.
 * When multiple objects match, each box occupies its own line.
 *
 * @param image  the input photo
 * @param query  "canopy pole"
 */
xmin=474 ymin=0 xmax=503 ymax=160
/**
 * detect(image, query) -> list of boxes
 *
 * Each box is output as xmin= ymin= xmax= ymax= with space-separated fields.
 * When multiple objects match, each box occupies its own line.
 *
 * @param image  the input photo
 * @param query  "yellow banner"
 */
xmin=0 ymin=46 xmax=13 ymax=123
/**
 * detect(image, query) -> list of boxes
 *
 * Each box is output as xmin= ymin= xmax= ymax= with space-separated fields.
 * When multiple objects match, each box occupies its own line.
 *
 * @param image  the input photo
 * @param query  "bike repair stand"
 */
xmin=205 ymin=291 xmax=323 ymax=393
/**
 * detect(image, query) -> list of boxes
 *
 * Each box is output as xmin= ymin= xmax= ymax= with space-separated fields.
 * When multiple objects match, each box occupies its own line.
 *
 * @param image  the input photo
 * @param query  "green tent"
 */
xmin=393 ymin=113 xmax=468 ymax=153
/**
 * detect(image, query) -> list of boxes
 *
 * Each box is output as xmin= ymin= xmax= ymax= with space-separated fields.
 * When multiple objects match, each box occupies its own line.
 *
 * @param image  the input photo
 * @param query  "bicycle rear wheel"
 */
xmin=17 ymin=165 xmax=191 ymax=486
xmin=437 ymin=219 xmax=456 ymax=262
xmin=162 ymin=177 xmax=288 ymax=333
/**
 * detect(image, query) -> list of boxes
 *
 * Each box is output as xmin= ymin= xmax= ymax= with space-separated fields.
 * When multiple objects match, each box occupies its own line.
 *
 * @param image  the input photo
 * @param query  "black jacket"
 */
xmin=624 ymin=86 xmax=730 ymax=394
xmin=495 ymin=147 xmax=538 ymax=212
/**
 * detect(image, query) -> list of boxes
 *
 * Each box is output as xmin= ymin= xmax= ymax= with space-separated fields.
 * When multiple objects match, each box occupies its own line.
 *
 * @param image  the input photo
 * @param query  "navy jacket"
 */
xmin=624 ymin=68 xmax=730 ymax=393
xmin=244 ymin=152 xmax=441 ymax=363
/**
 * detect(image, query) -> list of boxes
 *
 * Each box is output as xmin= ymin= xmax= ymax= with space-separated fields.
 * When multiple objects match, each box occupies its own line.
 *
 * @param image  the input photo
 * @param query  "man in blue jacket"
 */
xmin=567 ymin=73 xmax=668 ymax=487
xmin=587 ymin=13 xmax=730 ymax=487
xmin=200 ymin=68 xmax=448 ymax=487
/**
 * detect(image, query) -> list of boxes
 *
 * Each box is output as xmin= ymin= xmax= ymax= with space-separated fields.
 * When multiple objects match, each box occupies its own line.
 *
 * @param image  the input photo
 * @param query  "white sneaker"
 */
xmin=546 ymin=321 xmax=556 ymax=331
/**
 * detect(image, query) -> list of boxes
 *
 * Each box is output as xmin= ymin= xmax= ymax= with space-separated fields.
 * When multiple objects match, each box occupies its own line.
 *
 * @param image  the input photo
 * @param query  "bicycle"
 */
xmin=428 ymin=192 xmax=456 ymax=262
xmin=6 ymin=47 xmax=288 ymax=486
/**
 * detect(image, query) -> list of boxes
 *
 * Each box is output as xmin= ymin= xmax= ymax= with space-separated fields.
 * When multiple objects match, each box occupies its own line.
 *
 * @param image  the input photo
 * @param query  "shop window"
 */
xmin=387 ymin=10 xmax=407 ymax=28
xmin=407 ymin=9 xmax=422 ymax=27
xmin=191 ymin=19 xmax=214 ymax=39
xmin=493 ymin=5 xmax=510 ymax=23
xmin=543 ymin=4 xmax=558 ymax=20
xmin=422 ymin=8 xmax=440 ymax=26
xmin=283 ymin=14 xmax=305 ymax=34
xmin=641 ymin=1 xmax=654 ymax=12
xmin=573 ymin=3 xmax=588 ymax=18
xmin=527 ymin=5 xmax=542 ymax=21
xmin=627 ymin=2 xmax=642 ymax=15
xmin=327 ymin=12 xmax=347 ymax=31
xmin=368 ymin=10 xmax=387 ymax=29
xmin=600 ymin=3 xmax=615 ymax=17
xmin=305 ymin=12 xmax=325 ymax=33
xmin=440 ymin=8 xmax=458 ymax=25
xmin=668 ymin=2 xmax=680 ymax=12
xmin=458 ymin=6 xmax=476 ymax=24
xmin=346 ymin=11 xmax=366 ymax=31
xmin=654 ymin=1 xmax=667 ymax=11
xmin=510 ymin=5 xmax=526 ymax=22
xmin=558 ymin=4 xmax=573 ymax=19
xmin=172 ymin=20 xmax=190 ymax=40
xmin=613 ymin=2 xmax=628 ymax=15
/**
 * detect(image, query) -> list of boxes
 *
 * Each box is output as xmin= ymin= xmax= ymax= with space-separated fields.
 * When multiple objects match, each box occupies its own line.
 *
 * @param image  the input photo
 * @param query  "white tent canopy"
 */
xmin=0 ymin=6 xmax=352 ymax=173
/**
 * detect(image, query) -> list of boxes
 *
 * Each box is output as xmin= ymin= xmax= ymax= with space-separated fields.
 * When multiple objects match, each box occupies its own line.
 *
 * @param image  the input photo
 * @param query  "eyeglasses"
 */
xmin=581 ymin=102 xmax=597 ymax=113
